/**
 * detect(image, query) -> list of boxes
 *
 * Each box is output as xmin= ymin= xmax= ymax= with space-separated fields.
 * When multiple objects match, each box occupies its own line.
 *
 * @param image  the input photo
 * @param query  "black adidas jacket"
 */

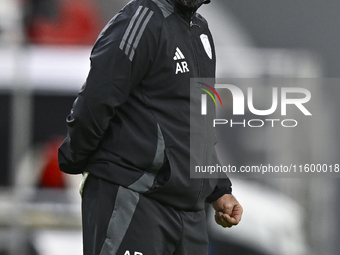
xmin=58 ymin=0 xmax=232 ymax=211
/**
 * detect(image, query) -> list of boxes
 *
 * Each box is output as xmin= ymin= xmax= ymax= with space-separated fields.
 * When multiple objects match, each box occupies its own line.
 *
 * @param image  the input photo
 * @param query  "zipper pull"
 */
xmin=190 ymin=20 xmax=200 ymax=28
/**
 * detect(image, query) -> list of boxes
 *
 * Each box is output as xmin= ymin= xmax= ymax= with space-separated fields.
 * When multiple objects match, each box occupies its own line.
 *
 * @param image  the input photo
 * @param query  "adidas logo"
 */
xmin=173 ymin=47 xmax=185 ymax=60
xmin=173 ymin=47 xmax=190 ymax=74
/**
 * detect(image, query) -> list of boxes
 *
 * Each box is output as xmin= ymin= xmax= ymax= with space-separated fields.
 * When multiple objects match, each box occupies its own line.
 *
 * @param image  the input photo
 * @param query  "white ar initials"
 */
xmin=175 ymin=61 xmax=190 ymax=74
xmin=124 ymin=251 xmax=143 ymax=255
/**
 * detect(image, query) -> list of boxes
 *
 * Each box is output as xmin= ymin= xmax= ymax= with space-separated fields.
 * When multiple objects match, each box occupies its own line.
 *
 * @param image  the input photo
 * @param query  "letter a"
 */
xmin=124 ymin=251 xmax=131 ymax=255
xmin=175 ymin=63 xmax=183 ymax=74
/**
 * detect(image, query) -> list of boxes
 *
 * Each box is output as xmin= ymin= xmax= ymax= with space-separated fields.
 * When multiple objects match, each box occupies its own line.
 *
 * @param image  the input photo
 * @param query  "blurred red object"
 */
xmin=39 ymin=137 xmax=66 ymax=188
xmin=28 ymin=0 xmax=101 ymax=45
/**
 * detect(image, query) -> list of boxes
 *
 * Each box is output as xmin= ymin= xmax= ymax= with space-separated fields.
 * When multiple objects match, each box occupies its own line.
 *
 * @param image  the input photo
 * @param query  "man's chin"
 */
xmin=176 ymin=0 xmax=206 ymax=8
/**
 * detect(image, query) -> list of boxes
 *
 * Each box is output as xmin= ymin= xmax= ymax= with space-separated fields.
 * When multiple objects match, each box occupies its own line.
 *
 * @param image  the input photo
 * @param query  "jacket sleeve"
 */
xmin=205 ymin=178 xmax=232 ymax=203
xmin=205 ymin=132 xmax=232 ymax=203
xmin=58 ymin=4 xmax=159 ymax=174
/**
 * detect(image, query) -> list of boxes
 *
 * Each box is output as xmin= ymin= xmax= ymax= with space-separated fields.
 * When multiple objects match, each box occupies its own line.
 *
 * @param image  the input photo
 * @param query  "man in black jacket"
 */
xmin=58 ymin=0 xmax=242 ymax=254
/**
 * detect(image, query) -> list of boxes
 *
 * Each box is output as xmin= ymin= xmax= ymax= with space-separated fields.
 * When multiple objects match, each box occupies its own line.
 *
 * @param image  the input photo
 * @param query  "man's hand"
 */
xmin=211 ymin=194 xmax=243 ymax=228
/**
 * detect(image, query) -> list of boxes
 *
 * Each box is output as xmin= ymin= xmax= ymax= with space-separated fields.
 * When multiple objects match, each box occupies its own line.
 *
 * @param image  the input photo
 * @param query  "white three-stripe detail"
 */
xmin=173 ymin=47 xmax=185 ymax=60
xmin=119 ymin=6 xmax=154 ymax=61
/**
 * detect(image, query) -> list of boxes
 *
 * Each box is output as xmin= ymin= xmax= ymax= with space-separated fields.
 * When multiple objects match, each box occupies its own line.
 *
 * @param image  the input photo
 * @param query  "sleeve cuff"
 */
xmin=205 ymin=186 xmax=232 ymax=204
xmin=58 ymin=141 xmax=87 ymax=175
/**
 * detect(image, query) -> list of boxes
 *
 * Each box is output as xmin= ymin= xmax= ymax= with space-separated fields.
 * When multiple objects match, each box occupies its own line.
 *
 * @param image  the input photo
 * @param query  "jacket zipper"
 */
xmin=189 ymin=17 xmax=207 ymax=208
xmin=189 ymin=18 xmax=201 ymax=77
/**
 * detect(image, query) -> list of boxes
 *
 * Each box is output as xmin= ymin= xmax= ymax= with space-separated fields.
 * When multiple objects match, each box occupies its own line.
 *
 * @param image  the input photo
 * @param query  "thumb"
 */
xmin=222 ymin=213 xmax=239 ymax=225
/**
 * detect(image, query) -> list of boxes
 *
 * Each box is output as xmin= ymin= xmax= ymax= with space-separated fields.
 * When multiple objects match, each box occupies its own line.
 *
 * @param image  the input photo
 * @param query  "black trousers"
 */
xmin=82 ymin=174 xmax=209 ymax=255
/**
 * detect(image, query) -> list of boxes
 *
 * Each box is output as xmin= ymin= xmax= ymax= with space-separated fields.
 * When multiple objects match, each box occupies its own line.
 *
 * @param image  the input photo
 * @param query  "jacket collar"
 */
xmin=166 ymin=0 xmax=209 ymax=19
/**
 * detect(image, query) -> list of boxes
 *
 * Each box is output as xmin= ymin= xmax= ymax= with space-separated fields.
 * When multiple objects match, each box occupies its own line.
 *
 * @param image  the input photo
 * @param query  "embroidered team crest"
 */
xmin=200 ymin=34 xmax=212 ymax=59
